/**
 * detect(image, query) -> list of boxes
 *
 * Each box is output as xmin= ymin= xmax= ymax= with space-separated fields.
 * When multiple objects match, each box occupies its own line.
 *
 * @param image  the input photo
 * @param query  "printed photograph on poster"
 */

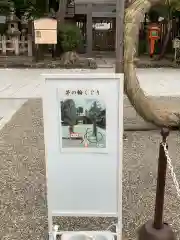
xmin=60 ymin=98 xmax=106 ymax=149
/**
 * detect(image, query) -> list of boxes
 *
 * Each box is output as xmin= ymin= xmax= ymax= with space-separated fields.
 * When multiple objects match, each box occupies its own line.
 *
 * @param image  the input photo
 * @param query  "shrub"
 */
xmin=58 ymin=23 xmax=82 ymax=52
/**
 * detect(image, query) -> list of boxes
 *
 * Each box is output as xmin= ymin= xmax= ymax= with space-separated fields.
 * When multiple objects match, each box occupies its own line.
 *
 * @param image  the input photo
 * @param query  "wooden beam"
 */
xmin=86 ymin=3 xmax=93 ymax=56
xmin=92 ymin=12 xmax=115 ymax=18
xmin=115 ymin=0 xmax=125 ymax=73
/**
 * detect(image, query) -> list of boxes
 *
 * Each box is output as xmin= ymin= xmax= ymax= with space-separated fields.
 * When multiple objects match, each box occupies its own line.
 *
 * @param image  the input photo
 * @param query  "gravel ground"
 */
xmin=0 ymin=99 xmax=180 ymax=240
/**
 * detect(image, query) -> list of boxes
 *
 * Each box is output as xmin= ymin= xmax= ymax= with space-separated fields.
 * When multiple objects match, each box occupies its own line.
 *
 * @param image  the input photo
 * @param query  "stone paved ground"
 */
xmin=0 ymin=68 xmax=180 ymax=98
xmin=0 ymin=100 xmax=180 ymax=240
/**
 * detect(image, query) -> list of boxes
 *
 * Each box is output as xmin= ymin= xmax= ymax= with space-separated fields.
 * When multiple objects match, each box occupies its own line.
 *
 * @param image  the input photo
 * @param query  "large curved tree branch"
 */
xmin=124 ymin=0 xmax=180 ymax=127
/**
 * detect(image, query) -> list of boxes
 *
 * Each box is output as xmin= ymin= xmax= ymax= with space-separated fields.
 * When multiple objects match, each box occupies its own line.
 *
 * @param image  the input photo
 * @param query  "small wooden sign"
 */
xmin=34 ymin=18 xmax=57 ymax=44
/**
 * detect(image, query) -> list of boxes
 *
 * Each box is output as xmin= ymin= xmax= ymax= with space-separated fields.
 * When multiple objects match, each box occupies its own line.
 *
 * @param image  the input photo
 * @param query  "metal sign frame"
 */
xmin=42 ymin=73 xmax=123 ymax=240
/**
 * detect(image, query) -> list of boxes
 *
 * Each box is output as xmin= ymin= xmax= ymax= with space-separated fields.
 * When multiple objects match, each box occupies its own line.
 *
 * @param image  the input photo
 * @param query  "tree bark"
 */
xmin=159 ymin=0 xmax=172 ymax=59
xmin=158 ymin=20 xmax=171 ymax=59
xmin=56 ymin=0 xmax=67 ymax=23
xmin=124 ymin=0 xmax=180 ymax=127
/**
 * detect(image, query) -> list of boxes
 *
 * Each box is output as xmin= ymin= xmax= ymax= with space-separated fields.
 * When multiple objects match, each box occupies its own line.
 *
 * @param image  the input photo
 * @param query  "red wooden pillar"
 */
xmin=148 ymin=23 xmax=160 ymax=57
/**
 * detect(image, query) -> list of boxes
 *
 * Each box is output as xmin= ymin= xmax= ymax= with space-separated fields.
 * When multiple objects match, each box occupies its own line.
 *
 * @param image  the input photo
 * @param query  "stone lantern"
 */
xmin=6 ymin=3 xmax=20 ymax=36
xmin=6 ymin=3 xmax=21 ymax=55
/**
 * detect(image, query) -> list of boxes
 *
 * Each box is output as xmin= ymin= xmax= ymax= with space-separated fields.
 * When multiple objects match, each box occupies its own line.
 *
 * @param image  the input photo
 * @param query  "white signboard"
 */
xmin=42 ymin=73 xmax=123 ymax=222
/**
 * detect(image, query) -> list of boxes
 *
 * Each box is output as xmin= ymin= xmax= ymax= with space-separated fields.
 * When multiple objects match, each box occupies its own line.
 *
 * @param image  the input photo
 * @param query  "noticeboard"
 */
xmin=34 ymin=18 xmax=57 ymax=44
xmin=42 ymin=73 xmax=123 ymax=219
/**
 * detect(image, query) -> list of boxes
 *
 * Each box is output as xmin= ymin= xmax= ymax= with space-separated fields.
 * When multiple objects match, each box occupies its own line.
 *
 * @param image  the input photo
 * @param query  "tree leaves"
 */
xmin=8 ymin=0 xmax=46 ymax=18
xmin=166 ymin=0 xmax=180 ymax=11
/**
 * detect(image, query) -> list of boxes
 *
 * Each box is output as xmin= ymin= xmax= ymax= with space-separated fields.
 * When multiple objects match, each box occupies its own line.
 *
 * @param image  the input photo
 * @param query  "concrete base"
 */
xmin=61 ymin=231 xmax=114 ymax=240
xmin=138 ymin=220 xmax=176 ymax=240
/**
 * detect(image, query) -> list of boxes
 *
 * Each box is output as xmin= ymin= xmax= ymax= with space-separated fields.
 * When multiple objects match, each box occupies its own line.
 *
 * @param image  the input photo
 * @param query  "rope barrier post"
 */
xmin=138 ymin=128 xmax=176 ymax=240
xmin=154 ymin=128 xmax=169 ymax=229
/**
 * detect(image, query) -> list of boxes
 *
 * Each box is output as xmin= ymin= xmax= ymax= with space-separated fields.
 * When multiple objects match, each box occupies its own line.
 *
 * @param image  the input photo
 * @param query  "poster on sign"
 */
xmin=58 ymin=86 xmax=108 ymax=153
xmin=60 ymin=97 xmax=106 ymax=150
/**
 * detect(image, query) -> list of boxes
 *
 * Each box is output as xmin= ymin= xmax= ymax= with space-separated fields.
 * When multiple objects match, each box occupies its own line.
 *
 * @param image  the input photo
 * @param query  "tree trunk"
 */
xmin=158 ymin=21 xmax=171 ymax=59
xmin=93 ymin=119 xmax=97 ymax=138
xmin=56 ymin=0 xmax=67 ymax=23
xmin=159 ymin=1 xmax=172 ymax=59
xmin=124 ymin=0 xmax=180 ymax=127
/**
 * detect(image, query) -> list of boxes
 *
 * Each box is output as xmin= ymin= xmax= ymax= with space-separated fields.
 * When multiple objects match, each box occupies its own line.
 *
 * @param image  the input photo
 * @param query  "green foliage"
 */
xmin=148 ymin=9 xmax=160 ymax=22
xmin=150 ymin=0 xmax=180 ymax=20
xmin=58 ymin=23 xmax=82 ymax=52
xmin=167 ymin=0 xmax=180 ymax=11
xmin=150 ymin=4 xmax=169 ymax=18
xmin=138 ymin=39 xmax=146 ymax=55
xmin=8 ymin=0 xmax=46 ymax=19
xmin=61 ymin=99 xmax=77 ymax=126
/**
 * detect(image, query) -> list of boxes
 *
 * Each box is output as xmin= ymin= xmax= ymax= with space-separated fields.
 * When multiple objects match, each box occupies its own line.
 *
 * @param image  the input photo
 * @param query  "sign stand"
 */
xmin=42 ymin=73 xmax=124 ymax=240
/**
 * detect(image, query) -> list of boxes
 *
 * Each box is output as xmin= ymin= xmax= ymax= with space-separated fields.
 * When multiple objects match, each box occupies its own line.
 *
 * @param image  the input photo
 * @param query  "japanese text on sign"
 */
xmin=65 ymin=89 xmax=100 ymax=96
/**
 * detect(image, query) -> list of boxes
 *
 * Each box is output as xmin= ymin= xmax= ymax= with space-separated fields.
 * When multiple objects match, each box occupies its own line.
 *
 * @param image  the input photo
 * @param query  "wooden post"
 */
xmin=21 ymin=34 xmax=26 ymax=54
xmin=27 ymin=34 xmax=33 ymax=57
xmin=86 ymin=3 xmax=93 ymax=56
xmin=14 ymin=36 xmax=19 ymax=55
xmin=52 ymin=44 xmax=56 ymax=60
xmin=2 ymin=35 xmax=6 ymax=55
xmin=115 ymin=0 xmax=125 ymax=73
xmin=31 ymin=20 xmax=37 ymax=61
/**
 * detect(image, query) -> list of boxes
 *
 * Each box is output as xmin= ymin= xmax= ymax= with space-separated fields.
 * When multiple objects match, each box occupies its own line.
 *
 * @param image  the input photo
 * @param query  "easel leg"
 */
xmin=48 ymin=208 xmax=54 ymax=239
xmin=116 ymin=216 xmax=122 ymax=240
